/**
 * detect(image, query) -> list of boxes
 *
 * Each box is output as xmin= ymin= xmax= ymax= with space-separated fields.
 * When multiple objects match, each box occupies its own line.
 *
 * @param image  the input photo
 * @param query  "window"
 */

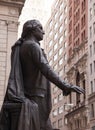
xmin=64 ymin=53 xmax=67 ymax=60
xmin=64 ymin=29 xmax=67 ymax=37
xmin=59 ymin=47 xmax=63 ymax=55
xmin=53 ymin=121 xmax=56 ymax=128
xmin=93 ymin=22 xmax=95 ymax=34
xmin=58 ymin=93 xmax=63 ymax=101
xmin=60 ymin=2 xmax=63 ymax=10
xmin=64 ymin=41 xmax=67 ymax=48
xmin=81 ymin=14 xmax=85 ymax=28
xmin=69 ymin=0 xmax=72 ymax=5
xmin=53 ymin=109 xmax=58 ymax=117
xmin=54 ymin=43 xmax=58 ymax=51
xmin=64 ymin=17 xmax=67 ymax=25
xmin=55 ymin=12 xmax=58 ymax=19
xmin=59 ymin=58 xmax=63 ymax=65
xmin=55 ymin=1 xmax=58 ymax=8
xmin=59 ymin=25 xmax=63 ymax=33
xmin=54 ymin=22 xmax=58 ymax=30
xmin=90 ymin=45 xmax=92 ymax=57
xmin=49 ymin=40 xmax=53 ymax=47
xmin=94 ymin=61 xmax=95 ymax=72
xmin=69 ymin=47 xmax=72 ymax=57
xmin=69 ymin=20 xmax=72 ymax=32
xmin=82 ymin=116 xmax=87 ymax=127
xmin=69 ymin=34 xmax=72 ymax=44
xmin=54 ymin=54 xmax=58 ymax=61
xmin=92 ymin=126 xmax=95 ymax=130
xmin=58 ymin=106 xmax=63 ymax=114
xmin=54 ymin=64 xmax=57 ymax=71
xmin=58 ymin=118 xmax=63 ymax=128
xmin=64 ymin=65 xmax=66 ymax=73
xmin=82 ymin=0 xmax=85 ymax=11
xmin=91 ymin=104 xmax=94 ymax=118
xmin=90 ymin=63 xmax=92 ymax=74
xmin=90 ymin=26 xmax=92 ymax=38
xmin=49 ymin=31 xmax=53 ymax=37
xmin=91 ymin=81 xmax=93 ymax=93
xmin=64 ymin=6 xmax=67 ymax=14
xmin=90 ymin=8 xmax=93 ymax=19
xmin=94 ymin=79 xmax=95 ymax=92
xmin=54 ymin=33 xmax=58 ymax=40
xmin=93 ymin=3 xmax=95 ymax=16
xmin=53 ymin=97 xmax=58 ymax=104
xmin=49 ymin=20 xmax=52 ymax=28
xmin=49 ymin=60 xmax=52 ymax=66
xmin=69 ymin=7 xmax=72 ymax=18
xmin=53 ymin=86 xmax=58 ymax=93
xmin=49 ymin=50 xmax=52 ymax=57
xmin=59 ymin=36 xmax=63 ymax=44
xmin=76 ymin=72 xmax=80 ymax=105
xmin=83 ymin=80 xmax=86 ymax=100
xmin=60 ymin=13 xmax=63 ymax=21
xmin=93 ymin=41 xmax=95 ymax=54
xmin=59 ymin=69 xmax=63 ymax=76
xmin=69 ymin=93 xmax=72 ymax=103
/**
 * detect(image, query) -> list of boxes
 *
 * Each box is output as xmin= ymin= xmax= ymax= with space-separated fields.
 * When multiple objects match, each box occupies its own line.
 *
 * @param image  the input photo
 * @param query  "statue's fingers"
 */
xmin=73 ymin=87 xmax=83 ymax=94
xmin=78 ymin=87 xmax=85 ymax=93
xmin=76 ymin=87 xmax=85 ymax=94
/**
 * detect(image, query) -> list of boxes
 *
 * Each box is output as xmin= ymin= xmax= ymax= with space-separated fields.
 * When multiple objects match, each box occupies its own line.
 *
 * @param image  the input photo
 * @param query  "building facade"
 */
xmin=0 ymin=0 xmax=24 ymax=109
xmin=44 ymin=0 xmax=68 ymax=130
xmin=44 ymin=0 xmax=95 ymax=130
xmin=88 ymin=0 xmax=95 ymax=129
xmin=64 ymin=0 xmax=89 ymax=130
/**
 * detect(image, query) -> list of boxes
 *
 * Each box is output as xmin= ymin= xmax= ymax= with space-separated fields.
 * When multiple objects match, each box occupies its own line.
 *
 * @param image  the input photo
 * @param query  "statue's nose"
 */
xmin=42 ymin=30 xmax=45 ymax=35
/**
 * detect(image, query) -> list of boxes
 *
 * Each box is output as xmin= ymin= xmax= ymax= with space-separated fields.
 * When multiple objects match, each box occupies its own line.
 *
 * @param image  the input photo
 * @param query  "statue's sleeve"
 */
xmin=30 ymin=43 xmax=66 ymax=91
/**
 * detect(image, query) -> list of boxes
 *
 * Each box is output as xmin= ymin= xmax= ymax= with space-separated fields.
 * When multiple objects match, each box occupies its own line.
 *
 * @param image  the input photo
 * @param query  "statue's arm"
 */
xmin=30 ymin=43 xmax=84 ymax=95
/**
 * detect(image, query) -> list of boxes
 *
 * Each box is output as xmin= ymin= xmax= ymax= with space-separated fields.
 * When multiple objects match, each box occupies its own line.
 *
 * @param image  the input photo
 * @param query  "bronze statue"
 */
xmin=0 ymin=20 xmax=84 ymax=130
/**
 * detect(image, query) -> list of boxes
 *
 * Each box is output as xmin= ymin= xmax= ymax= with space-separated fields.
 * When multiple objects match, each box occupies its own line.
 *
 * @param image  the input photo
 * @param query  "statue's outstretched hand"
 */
xmin=62 ymin=81 xmax=85 ymax=96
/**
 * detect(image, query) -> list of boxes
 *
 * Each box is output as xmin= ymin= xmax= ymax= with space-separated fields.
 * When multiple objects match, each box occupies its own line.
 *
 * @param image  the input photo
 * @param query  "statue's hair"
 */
xmin=12 ymin=20 xmax=41 ymax=47
xmin=21 ymin=19 xmax=41 ymax=39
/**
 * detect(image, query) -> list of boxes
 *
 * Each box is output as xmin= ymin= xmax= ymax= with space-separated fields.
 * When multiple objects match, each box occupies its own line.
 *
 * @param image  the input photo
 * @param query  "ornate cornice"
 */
xmin=0 ymin=0 xmax=24 ymax=12
xmin=67 ymin=37 xmax=88 ymax=64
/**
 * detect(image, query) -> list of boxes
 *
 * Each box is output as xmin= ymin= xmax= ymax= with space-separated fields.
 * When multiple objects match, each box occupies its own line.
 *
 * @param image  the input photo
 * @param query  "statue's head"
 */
xmin=21 ymin=19 xmax=45 ymax=41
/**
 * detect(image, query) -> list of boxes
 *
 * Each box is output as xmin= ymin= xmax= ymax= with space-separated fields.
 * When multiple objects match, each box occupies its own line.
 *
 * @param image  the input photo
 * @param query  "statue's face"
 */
xmin=32 ymin=21 xmax=45 ymax=41
xmin=22 ymin=20 xmax=45 ymax=41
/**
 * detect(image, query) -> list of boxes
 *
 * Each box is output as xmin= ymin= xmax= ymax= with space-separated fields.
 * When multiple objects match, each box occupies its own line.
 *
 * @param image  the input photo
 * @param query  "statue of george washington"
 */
xmin=0 ymin=19 xmax=84 ymax=130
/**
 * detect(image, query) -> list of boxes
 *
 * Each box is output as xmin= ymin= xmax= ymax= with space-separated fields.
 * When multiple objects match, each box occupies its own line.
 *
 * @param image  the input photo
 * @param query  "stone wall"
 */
xmin=0 ymin=0 xmax=24 ymax=109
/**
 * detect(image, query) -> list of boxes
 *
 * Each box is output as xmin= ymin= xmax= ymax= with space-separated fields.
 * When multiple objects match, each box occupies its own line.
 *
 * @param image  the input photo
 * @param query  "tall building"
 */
xmin=0 ymin=0 xmax=24 ymax=108
xmin=44 ymin=0 xmax=68 ymax=130
xmin=65 ymin=0 xmax=89 ymax=130
xmin=44 ymin=0 xmax=94 ymax=130
xmin=88 ymin=0 xmax=95 ymax=129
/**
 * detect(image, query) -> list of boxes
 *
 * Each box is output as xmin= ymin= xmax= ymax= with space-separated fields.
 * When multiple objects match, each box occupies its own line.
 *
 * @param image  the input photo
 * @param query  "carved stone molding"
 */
xmin=0 ymin=0 xmax=24 ymax=14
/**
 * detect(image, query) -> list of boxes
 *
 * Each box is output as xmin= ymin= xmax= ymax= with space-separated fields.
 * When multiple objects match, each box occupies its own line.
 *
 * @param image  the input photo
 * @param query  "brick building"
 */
xmin=0 ymin=0 xmax=24 ymax=109
xmin=65 ymin=0 xmax=89 ymax=130
xmin=43 ymin=0 xmax=94 ymax=130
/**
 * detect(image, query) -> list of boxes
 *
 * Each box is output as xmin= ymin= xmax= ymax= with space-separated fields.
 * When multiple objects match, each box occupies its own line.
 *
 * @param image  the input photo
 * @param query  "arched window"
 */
xmin=76 ymin=71 xmax=80 ymax=105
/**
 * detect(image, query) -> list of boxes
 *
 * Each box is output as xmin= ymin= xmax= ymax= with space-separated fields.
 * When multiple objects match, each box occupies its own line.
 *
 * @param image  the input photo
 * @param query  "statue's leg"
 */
xmin=30 ymin=96 xmax=52 ymax=130
xmin=10 ymin=108 xmax=21 ymax=130
xmin=45 ymin=118 xmax=53 ymax=130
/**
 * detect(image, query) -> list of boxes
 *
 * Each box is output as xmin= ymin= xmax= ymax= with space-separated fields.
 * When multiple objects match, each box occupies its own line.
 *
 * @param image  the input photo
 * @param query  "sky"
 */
xmin=18 ymin=0 xmax=55 ymax=37
xmin=20 ymin=0 xmax=55 ymax=21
